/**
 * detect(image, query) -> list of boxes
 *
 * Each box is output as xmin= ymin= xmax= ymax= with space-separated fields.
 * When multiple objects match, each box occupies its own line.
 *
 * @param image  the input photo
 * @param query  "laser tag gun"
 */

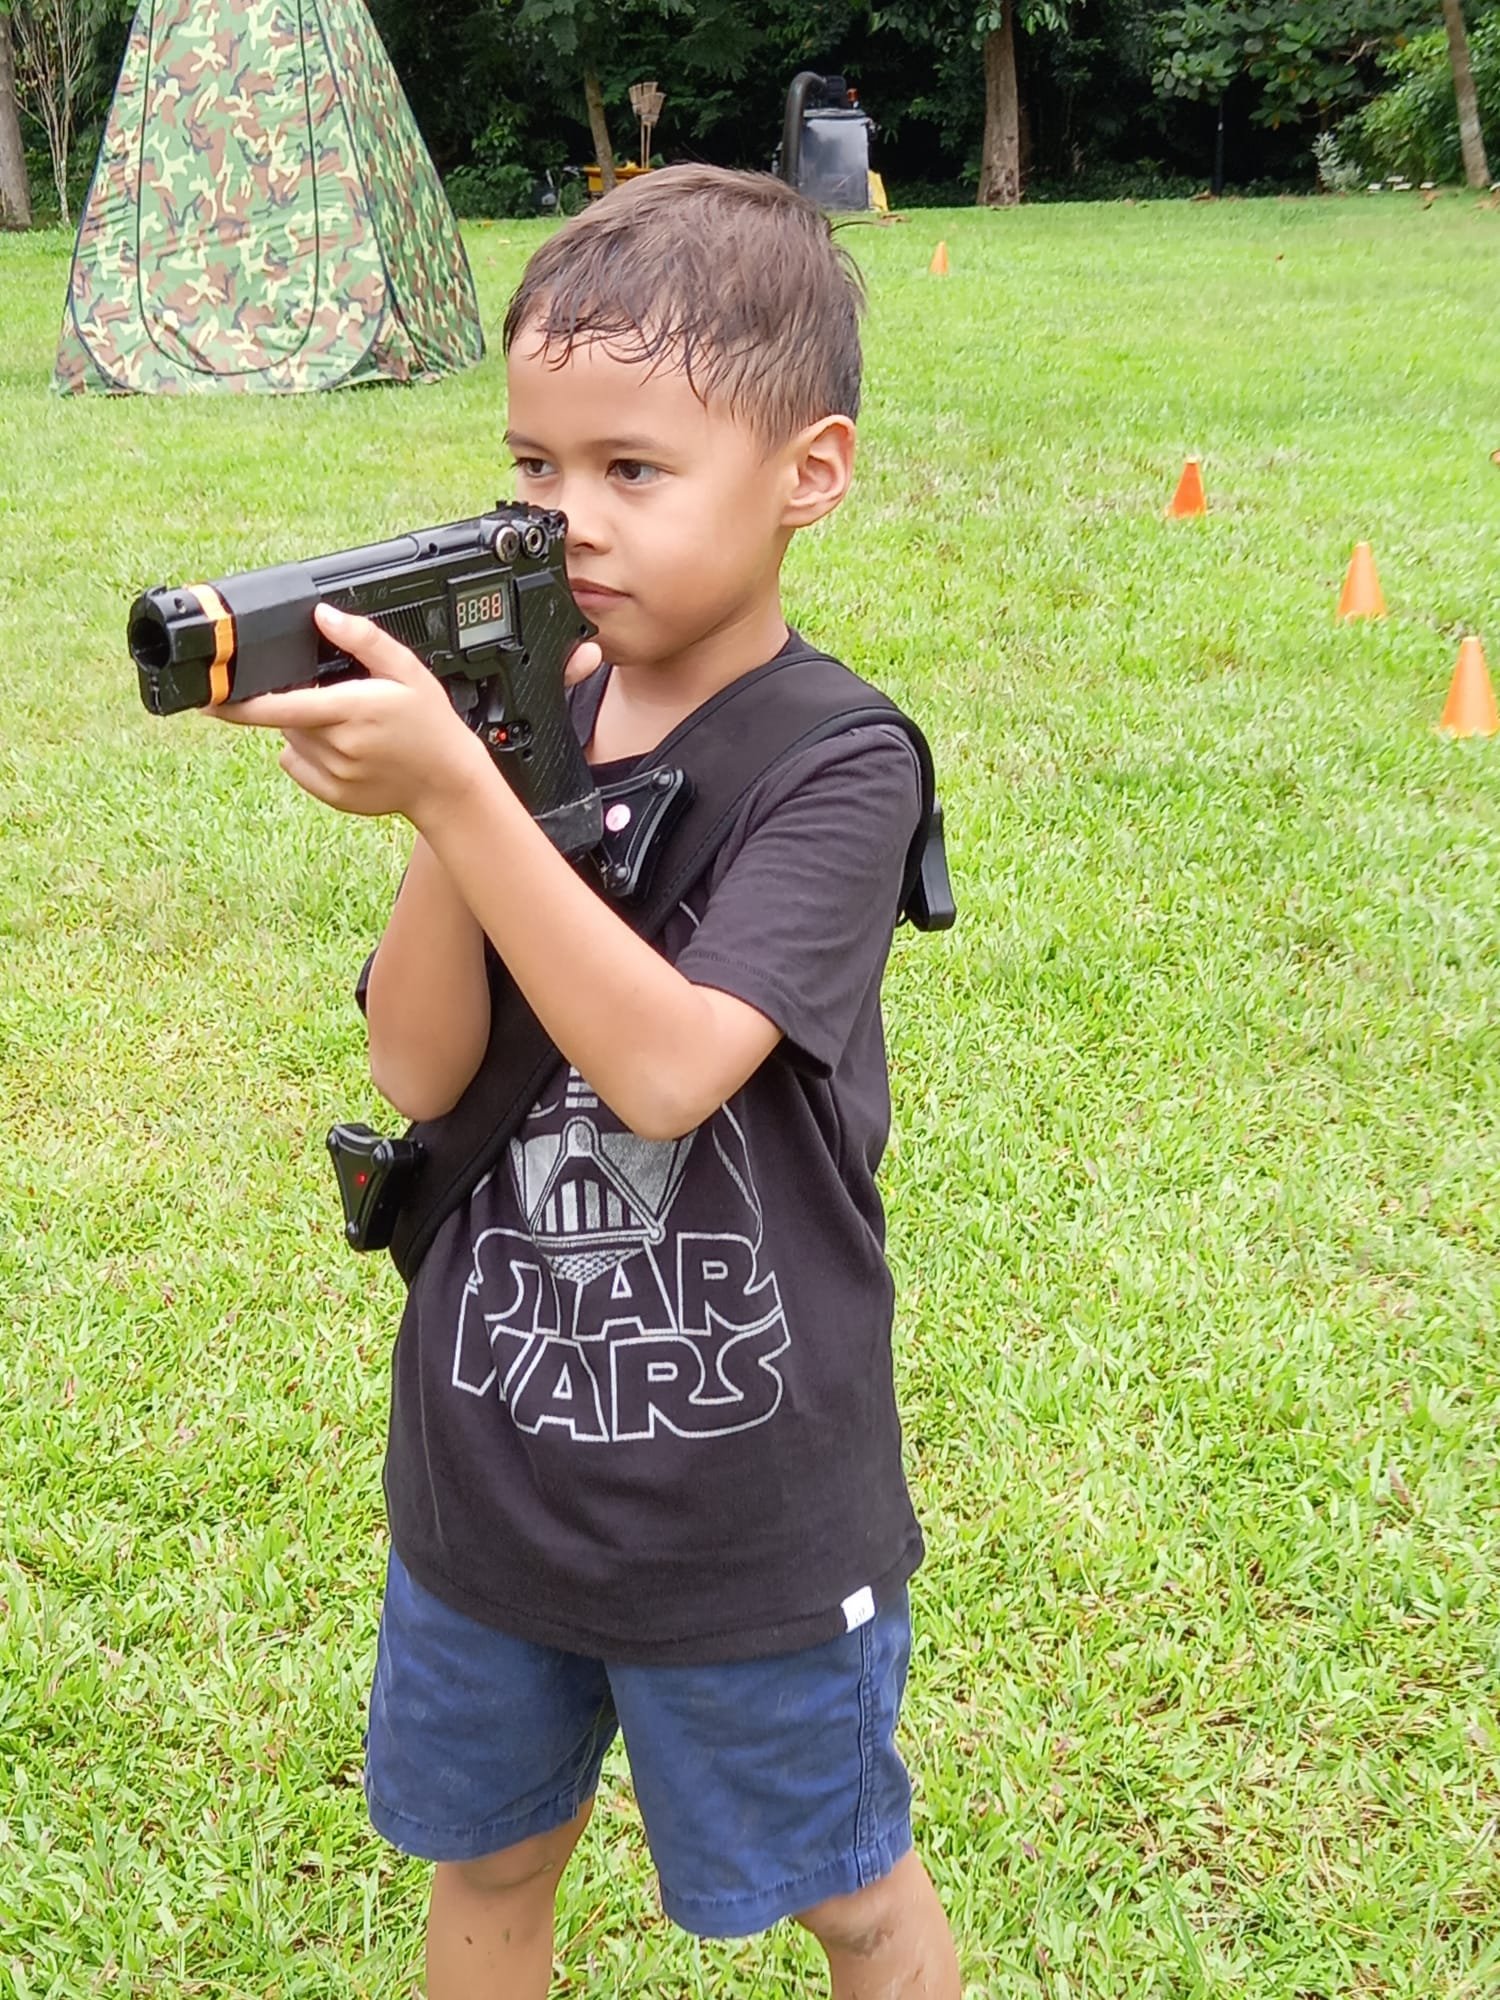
xmin=128 ymin=503 xmax=603 ymax=856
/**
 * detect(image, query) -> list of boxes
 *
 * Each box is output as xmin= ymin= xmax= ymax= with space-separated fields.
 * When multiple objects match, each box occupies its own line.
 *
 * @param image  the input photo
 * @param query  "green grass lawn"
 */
xmin=2 ymin=195 xmax=1498 ymax=1998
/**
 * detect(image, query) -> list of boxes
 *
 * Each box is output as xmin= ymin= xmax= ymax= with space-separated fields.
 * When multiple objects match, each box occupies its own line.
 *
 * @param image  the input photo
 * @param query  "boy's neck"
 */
xmin=589 ymin=593 xmax=792 ymax=761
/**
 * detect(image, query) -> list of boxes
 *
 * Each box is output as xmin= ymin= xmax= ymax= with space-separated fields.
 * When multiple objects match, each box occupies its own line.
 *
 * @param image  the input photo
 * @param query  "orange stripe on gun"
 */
xmin=187 ymin=583 xmax=235 ymax=704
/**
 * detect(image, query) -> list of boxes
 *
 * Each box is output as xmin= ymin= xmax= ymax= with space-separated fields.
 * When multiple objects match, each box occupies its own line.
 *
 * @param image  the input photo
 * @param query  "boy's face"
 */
xmin=505 ymin=326 xmax=836 ymax=670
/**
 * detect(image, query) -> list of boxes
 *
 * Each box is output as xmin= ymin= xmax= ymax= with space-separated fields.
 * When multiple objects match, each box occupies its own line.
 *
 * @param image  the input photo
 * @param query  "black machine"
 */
xmin=776 ymin=71 xmax=874 ymax=212
xmin=129 ymin=503 xmax=603 ymax=857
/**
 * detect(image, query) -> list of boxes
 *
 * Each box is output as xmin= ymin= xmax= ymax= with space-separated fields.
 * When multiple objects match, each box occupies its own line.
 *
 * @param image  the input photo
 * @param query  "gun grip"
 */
xmin=500 ymin=571 xmax=602 ymax=854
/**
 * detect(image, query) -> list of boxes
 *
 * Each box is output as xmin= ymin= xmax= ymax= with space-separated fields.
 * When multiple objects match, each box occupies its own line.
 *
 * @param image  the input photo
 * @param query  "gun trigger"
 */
xmin=593 ymin=766 xmax=692 ymax=902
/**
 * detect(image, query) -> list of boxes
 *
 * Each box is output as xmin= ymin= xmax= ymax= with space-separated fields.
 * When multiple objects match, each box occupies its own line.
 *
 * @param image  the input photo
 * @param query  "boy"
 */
xmin=225 ymin=166 xmax=959 ymax=1998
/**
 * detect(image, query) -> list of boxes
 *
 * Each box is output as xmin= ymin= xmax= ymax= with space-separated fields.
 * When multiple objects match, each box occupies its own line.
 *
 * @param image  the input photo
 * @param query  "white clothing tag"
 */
xmin=841 ymin=1585 xmax=876 ymax=1633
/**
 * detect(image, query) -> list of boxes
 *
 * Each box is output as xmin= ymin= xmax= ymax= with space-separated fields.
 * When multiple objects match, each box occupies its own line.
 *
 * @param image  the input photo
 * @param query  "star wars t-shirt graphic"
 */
xmin=452 ymin=1069 xmax=790 ymax=1445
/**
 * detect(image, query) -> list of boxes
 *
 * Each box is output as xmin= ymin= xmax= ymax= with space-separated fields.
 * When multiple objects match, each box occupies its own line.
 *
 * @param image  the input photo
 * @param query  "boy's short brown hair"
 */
xmin=502 ymin=165 xmax=864 ymax=444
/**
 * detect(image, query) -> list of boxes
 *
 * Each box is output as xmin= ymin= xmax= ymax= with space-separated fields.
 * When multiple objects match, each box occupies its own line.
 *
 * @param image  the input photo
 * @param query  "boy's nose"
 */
xmin=556 ymin=483 xmax=607 ymax=555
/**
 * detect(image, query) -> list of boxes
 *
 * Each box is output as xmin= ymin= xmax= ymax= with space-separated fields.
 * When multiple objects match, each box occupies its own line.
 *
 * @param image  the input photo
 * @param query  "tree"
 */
xmin=504 ymin=0 xmax=762 ymax=193
xmin=510 ymin=0 xmax=619 ymax=192
xmin=0 ymin=8 xmax=33 ymax=227
xmin=1154 ymin=0 xmax=1417 ymax=133
xmin=982 ymin=3 xmax=1074 ymax=202
xmin=581 ymin=57 xmax=615 ymax=190
xmin=875 ymin=0 xmax=1074 ymax=205
xmin=979 ymin=1 xmax=1021 ymax=201
xmin=1441 ymin=0 xmax=1492 ymax=184
xmin=10 ymin=0 xmax=104 ymax=225
xmin=1342 ymin=6 xmax=1499 ymax=186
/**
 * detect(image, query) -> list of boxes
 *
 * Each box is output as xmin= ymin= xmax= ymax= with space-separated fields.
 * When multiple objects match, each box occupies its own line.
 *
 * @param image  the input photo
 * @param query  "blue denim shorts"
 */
xmin=364 ymin=1549 xmax=914 ymax=1938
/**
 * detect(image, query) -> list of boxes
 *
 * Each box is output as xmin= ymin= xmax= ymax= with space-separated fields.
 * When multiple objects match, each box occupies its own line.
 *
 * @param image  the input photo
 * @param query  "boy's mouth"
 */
xmin=569 ymin=578 xmax=628 ymax=610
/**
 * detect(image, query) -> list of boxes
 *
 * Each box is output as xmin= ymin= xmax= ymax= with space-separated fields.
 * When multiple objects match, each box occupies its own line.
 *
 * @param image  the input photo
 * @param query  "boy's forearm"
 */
xmin=416 ymin=764 xmax=775 ymax=1141
xmin=364 ymin=837 xmax=491 ymax=1119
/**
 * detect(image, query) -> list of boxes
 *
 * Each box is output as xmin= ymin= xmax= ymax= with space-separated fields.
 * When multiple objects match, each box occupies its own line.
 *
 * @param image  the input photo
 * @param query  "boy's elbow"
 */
xmin=614 ymin=1002 xmax=776 ymax=1140
xmin=380 ymin=1084 xmax=462 ymax=1124
xmin=625 ymin=1101 xmax=703 ymax=1144
xmin=615 ymin=1070 xmax=721 ymax=1144
xmin=368 ymin=1047 xmax=474 ymax=1124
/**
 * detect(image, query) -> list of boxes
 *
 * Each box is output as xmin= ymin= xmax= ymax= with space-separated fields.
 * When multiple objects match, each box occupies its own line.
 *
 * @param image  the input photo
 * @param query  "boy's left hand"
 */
xmin=216 ymin=604 xmax=486 ymax=824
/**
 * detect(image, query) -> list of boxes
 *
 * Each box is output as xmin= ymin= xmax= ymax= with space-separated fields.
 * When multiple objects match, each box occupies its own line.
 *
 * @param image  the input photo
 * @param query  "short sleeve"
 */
xmin=673 ymin=724 xmax=922 ymax=1078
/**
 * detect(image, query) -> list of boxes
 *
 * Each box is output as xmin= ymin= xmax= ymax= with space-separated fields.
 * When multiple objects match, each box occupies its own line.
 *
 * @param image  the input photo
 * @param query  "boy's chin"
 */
xmin=585 ymin=608 xmax=635 ymax=659
xmin=588 ymin=606 xmax=667 ymax=665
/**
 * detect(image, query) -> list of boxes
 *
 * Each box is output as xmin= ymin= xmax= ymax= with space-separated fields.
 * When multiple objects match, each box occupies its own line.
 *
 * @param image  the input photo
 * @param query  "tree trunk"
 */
xmin=12 ymin=0 xmax=85 ymax=228
xmin=978 ymin=3 xmax=1021 ymax=207
xmin=0 ymin=16 xmax=32 ymax=229
xmin=583 ymin=67 xmax=616 ymax=195
xmin=1441 ymin=0 xmax=1491 ymax=189
xmin=49 ymin=118 xmax=68 ymax=227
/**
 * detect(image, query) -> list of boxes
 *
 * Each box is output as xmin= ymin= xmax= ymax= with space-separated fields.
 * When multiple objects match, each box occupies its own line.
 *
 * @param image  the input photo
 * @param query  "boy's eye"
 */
xmin=512 ymin=457 xmax=553 ymax=480
xmin=611 ymin=459 xmax=660 ymax=485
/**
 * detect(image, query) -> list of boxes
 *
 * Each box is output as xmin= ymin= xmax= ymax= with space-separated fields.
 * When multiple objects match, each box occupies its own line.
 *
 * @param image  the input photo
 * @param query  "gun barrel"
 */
xmin=129 ymin=595 xmax=217 ymax=713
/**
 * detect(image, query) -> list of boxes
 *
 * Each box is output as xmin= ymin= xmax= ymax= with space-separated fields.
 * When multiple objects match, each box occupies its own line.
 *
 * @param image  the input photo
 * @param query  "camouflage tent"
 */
xmin=55 ymin=0 xmax=484 ymax=395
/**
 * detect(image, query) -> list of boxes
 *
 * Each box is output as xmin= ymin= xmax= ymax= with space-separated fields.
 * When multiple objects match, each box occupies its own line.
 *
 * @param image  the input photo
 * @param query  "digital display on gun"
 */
xmin=128 ymin=503 xmax=603 ymax=857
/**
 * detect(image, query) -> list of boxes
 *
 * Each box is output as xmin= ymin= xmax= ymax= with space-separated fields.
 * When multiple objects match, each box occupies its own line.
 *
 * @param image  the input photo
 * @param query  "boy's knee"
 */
xmin=796 ymin=1867 xmax=906 ymax=1959
xmin=439 ymin=1802 xmax=593 ymax=1900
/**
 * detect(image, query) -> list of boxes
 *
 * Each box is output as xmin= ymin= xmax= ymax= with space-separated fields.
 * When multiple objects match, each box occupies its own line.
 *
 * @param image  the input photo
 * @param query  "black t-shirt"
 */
xmin=381 ymin=644 xmax=926 ymax=1664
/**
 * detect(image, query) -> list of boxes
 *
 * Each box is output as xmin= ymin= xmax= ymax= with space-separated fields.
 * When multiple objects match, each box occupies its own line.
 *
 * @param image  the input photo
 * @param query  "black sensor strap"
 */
xmin=380 ymin=645 xmax=951 ymax=1281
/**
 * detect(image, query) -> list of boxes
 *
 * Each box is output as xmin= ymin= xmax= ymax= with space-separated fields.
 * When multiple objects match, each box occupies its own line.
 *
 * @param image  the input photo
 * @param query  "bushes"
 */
xmin=887 ymin=158 xmax=1206 ymax=210
xmin=1339 ymin=16 xmax=1500 ymax=185
xmin=1026 ymin=158 xmax=1205 ymax=203
xmin=444 ymin=158 xmax=536 ymax=218
xmin=441 ymin=107 xmax=553 ymax=219
xmin=882 ymin=175 xmax=972 ymax=210
xmin=1311 ymin=131 xmax=1364 ymax=194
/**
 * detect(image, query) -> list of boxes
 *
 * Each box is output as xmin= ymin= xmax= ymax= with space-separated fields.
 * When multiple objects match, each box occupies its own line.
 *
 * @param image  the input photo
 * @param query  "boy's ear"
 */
xmin=780 ymin=415 xmax=856 ymax=529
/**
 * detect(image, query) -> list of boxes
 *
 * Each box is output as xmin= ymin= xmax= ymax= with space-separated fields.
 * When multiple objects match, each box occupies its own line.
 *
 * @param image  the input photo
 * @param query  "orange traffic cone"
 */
xmin=1438 ymin=636 xmax=1499 ymax=737
xmin=929 ymin=241 xmax=949 ymax=276
xmin=1167 ymin=457 xmax=1206 ymax=517
xmin=1337 ymin=541 xmax=1387 ymax=620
